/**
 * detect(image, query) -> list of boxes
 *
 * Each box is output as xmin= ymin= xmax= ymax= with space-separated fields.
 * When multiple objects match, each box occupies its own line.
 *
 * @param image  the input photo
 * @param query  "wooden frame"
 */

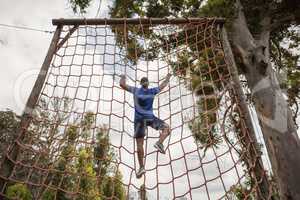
xmin=52 ymin=17 xmax=225 ymax=26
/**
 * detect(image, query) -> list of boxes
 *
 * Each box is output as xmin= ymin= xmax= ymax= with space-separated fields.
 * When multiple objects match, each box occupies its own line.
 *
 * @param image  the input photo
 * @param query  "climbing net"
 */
xmin=0 ymin=18 xmax=276 ymax=199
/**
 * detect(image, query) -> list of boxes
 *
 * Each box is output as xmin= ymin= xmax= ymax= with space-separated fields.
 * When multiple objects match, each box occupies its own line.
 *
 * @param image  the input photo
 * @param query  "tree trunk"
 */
xmin=222 ymin=28 xmax=271 ymax=199
xmin=229 ymin=1 xmax=300 ymax=199
xmin=245 ymin=56 xmax=300 ymax=200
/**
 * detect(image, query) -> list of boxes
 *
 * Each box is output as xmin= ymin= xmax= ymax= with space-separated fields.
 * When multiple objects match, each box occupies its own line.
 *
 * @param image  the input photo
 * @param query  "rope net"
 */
xmin=0 ymin=18 xmax=275 ymax=199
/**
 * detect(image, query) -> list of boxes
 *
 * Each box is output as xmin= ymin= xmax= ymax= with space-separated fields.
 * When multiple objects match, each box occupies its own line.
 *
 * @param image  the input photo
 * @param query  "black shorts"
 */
xmin=134 ymin=117 xmax=168 ymax=138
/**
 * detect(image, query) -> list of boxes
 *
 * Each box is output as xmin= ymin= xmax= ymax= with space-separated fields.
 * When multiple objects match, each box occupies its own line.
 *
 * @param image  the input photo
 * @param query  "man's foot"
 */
xmin=136 ymin=167 xmax=146 ymax=179
xmin=154 ymin=141 xmax=166 ymax=154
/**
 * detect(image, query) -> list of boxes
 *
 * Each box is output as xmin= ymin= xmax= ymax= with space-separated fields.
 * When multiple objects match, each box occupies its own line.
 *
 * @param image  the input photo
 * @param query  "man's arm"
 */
xmin=119 ymin=75 xmax=132 ymax=92
xmin=159 ymin=73 xmax=172 ymax=91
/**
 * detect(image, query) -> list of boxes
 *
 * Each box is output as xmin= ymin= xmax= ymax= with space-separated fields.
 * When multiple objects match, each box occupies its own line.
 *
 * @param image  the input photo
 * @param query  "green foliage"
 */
xmin=112 ymin=171 xmax=126 ymax=200
xmin=82 ymin=112 xmax=94 ymax=129
xmin=52 ymin=128 xmax=77 ymax=199
xmin=108 ymin=0 xmax=235 ymax=20
xmin=6 ymin=183 xmax=32 ymax=200
xmin=66 ymin=125 xmax=79 ymax=143
xmin=199 ymin=0 xmax=235 ymax=18
xmin=228 ymin=173 xmax=280 ymax=200
xmin=94 ymin=126 xmax=114 ymax=179
xmin=107 ymin=0 xmax=300 ymax=113
xmin=229 ymin=173 xmax=262 ymax=199
xmin=41 ymin=189 xmax=56 ymax=200
xmin=167 ymin=47 xmax=228 ymax=149
xmin=0 ymin=99 xmax=125 ymax=199
xmin=69 ymin=0 xmax=92 ymax=14
xmin=270 ymin=27 xmax=300 ymax=121
xmin=48 ymin=112 xmax=125 ymax=200
xmin=0 ymin=110 xmax=20 ymax=130
xmin=81 ymin=111 xmax=94 ymax=139
xmin=189 ymin=100 xmax=222 ymax=150
xmin=76 ymin=148 xmax=101 ymax=200
xmin=109 ymin=0 xmax=144 ymax=18
xmin=102 ymin=0 xmax=300 ymax=143
xmin=0 ymin=110 xmax=20 ymax=160
xmin=101 ymin=170 xmax=126 ymax=200
xmin=144 ymin=1 xmax=170 ymax=17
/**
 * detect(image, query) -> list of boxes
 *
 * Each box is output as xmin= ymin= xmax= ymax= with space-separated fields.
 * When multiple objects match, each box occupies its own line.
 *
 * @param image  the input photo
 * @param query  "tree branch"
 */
xmin=270 ymin=14 xmax=296 ymax=31
xmin=231 ymin=0 xmax=255 ymax=46
xmin=270 ymin=39 xmax=284 ymax=71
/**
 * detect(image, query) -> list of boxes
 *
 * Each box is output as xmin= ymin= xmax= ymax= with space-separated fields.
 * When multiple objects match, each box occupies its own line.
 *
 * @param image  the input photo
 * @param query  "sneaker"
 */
xmin=154 ymin=142 xmax=166 ymax=154
xmin=136 ymin=167 xmax=146 ymax=179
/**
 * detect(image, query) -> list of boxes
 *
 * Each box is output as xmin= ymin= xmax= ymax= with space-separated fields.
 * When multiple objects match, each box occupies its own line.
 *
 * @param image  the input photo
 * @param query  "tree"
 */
xmin=6 ymin=183 xmax=32 ymax=200
xmin=69 ymin=0 xmax=300 ymax=199
xmin=1 ymin=100 xmax=126 ymax=199
xmin=0 ymin=110 xmax=20 ymax=160
xmin=42 ymin=111 xmax=126 ymax=200
xmin=101 ymin=170 xmax=126 ymax=200
xmin=228 ymin=173 xmax=280 ymax=200
xmin=76 ymin=148 xmax=101 ymax=200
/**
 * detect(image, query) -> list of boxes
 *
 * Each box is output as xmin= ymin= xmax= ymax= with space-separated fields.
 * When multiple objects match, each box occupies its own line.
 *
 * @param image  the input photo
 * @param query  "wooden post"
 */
xmin=52 ymin=17 xmax=225 ymax=26
xmin=56 ymin=25 xmax=78 ymax=50
xmin=221 ymin=28 xmax=272 ymax=199
xmin=0 ymin=25 xmax=62 ymax=194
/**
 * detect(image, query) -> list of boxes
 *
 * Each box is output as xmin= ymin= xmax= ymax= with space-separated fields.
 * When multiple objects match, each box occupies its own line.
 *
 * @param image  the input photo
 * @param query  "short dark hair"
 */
xmin=140 ymin=77 xmax=148 ymax=83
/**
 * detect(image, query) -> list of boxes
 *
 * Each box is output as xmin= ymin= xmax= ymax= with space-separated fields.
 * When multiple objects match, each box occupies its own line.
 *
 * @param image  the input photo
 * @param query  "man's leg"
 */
xmin=158 ymin=125 xmax=171 ymax=144
xmin=152 ymin=117 xmax=171 ymax=154
xmin=134 ymin=120 xmax=146 ymax=178
xmin=136 ymin=137 xmax=144 ymax=169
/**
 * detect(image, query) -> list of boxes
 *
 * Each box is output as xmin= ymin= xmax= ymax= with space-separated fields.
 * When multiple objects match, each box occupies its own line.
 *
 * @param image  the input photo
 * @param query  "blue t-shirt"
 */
xmin=128 ymin=86 xmax=160 ymax=120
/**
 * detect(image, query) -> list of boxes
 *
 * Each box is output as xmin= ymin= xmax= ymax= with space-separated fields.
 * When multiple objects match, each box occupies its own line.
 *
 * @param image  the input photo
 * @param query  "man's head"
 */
xmin=140 ymin=77 xmax=149 ymax=88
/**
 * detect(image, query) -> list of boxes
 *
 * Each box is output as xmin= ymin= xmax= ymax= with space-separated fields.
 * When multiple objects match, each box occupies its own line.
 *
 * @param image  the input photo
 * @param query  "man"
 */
xmin=119 ymin=74 xmax=171 ymax=178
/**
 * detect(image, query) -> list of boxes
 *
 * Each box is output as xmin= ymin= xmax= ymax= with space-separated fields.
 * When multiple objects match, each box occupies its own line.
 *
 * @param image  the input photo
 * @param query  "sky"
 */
xmin=0 ymin=0 xmax=111 ymax=113
xmin=0 ymin=0 xmax=293 ymax=199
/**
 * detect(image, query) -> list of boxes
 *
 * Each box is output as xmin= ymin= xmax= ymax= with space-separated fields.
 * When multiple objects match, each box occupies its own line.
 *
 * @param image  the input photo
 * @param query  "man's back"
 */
xmin=129 ymin=86 xmax=160 ymax=120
